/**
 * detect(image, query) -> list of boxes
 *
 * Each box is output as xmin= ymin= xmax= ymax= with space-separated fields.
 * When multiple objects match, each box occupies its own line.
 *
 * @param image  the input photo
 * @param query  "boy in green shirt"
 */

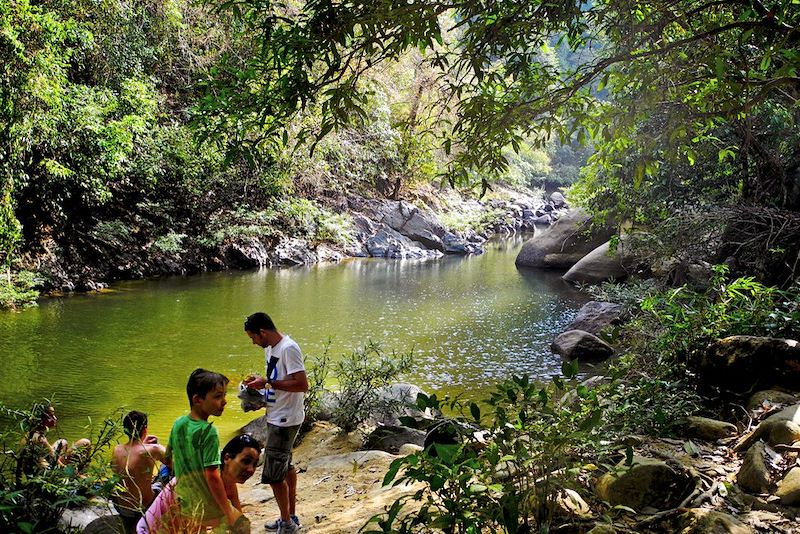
xmin=167 ymin=368 xmax=241 ymax=531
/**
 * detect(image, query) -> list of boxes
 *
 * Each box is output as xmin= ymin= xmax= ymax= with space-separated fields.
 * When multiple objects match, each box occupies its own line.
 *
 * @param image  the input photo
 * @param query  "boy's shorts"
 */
xmin=261 ymin=423 xmax=301 ymax=484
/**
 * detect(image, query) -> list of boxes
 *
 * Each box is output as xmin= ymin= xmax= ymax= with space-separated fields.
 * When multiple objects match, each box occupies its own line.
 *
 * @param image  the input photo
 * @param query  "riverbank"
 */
xmin=4 ymin=185 xmax=562 ymax=309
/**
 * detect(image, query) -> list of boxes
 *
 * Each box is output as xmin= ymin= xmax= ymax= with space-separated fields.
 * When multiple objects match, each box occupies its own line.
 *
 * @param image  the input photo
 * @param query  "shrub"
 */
xmin=303 ymin=341 xmax=332 ymax=427
xmin=330 ymin=341 xmax=413 ymax=433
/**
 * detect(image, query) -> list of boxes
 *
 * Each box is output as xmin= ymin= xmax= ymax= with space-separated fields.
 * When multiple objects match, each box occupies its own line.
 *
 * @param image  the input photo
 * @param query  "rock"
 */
xmin=365 ymin=226 xmax=441 ymax=259
xmin=398 ymin=443 xmax=423 ymax=456
xmin=554 ymin=488 xmax=591 ymax=518
xmin=562 ymin=236 xmax=637 ymax=284
xmin=746 ymin=390 xmax=800 ymax=412
xmin=307 ymin=450 xmax=396 ymax=471
xmin=765 ymin=402 xmax=800 ymax=425
xmin=363 ymin=425 xmax=426 ymax=453
xmin=366 ymin=200 xmax=451 ymax=252
xmin=551 ymin=330 xmax=615 ymax=361
xmin=737 ymin=441 xmax=772 ymax=494
xmin=58 ymin=499 xmax=118 ymax=532
xmin=699 ymin=336 xmax=800 ymax=394
xmin=224 ymin=238 xmax=270 ymax=268
xmin=315 ymin=383 xmax=436 ymax=427
xmin=550 ymin=191 xmax=566 ymax=208
xmin=239 ymin=415 xmax=270 ymax=447
xmin=594 ymin=456 xmax=693 ymax=511
xmin=682 ymin=416 xmax=737 ymax=441
xmin=776 ymin=466 xmax=800 ymax=505
xmin=564 ymin=301 xmax=623 ymax=335
xmin=677 ymin=508 xmax=753 ymax=534
xmin=515 ymin=209 xmax=614 ymax=269
xmin=270 ymin=238 xmax=317 ymax=265
xmin=734 ymin=417 xmax=800 ymax=452
xmin=83 ymin=516 xmax=127 ymax=534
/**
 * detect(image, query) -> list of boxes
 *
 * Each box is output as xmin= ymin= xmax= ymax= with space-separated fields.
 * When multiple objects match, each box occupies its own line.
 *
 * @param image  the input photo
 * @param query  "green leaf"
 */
xmin=469 ymin=402 xmax=481 ymax=422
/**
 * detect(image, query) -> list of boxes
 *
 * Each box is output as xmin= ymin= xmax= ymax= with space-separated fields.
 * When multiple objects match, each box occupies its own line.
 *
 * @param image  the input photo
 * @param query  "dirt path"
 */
xmin=238 ymin=422 xmax=420 ymax=533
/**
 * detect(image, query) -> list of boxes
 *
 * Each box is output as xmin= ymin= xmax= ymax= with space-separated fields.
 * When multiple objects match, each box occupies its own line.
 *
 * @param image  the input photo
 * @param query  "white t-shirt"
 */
xmin=264 ymin=335 xmax=306 ymax=427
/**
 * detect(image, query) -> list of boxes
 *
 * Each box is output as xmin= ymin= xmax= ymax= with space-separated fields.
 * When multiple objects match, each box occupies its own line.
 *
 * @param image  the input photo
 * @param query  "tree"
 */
xmin=198 ymin=0 xmax=800 ymax=206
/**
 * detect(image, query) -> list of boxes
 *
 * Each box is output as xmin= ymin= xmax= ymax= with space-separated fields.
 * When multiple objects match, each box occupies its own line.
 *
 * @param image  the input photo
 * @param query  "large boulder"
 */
xmin=564 ymin=301 xmax=623 ymax=335
xmin=515 ymin=209 xmax=614 ymax=269
xmin=562 ymin=238 xmax=634 ymax=284
xmin=551 ymin=330 xmax=615 ymax=361
xmin=698 ymin=336 xmax=800 ymax=394
xmin=594 ymin=456 xmax=693 ymax=511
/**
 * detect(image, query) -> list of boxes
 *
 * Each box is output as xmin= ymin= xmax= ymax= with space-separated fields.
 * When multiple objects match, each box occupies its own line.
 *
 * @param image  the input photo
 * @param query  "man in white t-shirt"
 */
xmin=243 ymin=312 xmax=309 ymax=534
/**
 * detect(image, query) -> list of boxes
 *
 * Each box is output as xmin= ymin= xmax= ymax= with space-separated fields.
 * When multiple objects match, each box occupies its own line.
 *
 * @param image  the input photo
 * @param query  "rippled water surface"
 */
xmin=0 ymin=236 xmax=589 ymax=441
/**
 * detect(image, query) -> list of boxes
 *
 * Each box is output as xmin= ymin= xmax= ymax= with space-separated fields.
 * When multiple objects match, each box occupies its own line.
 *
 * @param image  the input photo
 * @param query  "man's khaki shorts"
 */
xmin=261 ymin=423 xmax=301 ymax=484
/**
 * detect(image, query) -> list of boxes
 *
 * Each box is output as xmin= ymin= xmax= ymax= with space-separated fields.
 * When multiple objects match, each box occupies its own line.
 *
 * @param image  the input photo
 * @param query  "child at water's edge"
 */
xmin=166 ymin=368 xmax=241 ymax=531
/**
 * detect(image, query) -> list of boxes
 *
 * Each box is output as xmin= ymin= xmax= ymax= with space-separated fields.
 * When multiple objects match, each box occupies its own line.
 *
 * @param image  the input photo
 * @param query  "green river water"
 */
xmin=0 ymin=236 xmax=589 ymax=444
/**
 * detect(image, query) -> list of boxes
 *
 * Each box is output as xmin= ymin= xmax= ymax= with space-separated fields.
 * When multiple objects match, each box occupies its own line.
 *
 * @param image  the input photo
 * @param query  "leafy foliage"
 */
xmin=365 ymin=365 xmax=609 ymax=533
xmin=0 ymin=401 xmax=121 ymax=533
xmin=203 ymin=0 xmax=800 ymax=207
xmin=330 ymin=341 xmax=413 ymax=433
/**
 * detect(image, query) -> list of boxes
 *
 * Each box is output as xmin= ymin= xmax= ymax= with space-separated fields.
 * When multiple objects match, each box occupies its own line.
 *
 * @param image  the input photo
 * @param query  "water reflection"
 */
xmin=0 ymin=236 xmax=589 ymax=441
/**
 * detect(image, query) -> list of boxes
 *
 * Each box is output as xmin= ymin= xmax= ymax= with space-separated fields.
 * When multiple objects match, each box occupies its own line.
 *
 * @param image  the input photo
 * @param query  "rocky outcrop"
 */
xmin=564 ymin=301 xmax=623 ymax=335
xmin=515 ymin=209 xmax=615 ymax=269
xmin=698 ymin=336 xmax=800 ymax=394
xmin=551 ymin=330 xmax=615 ymax=361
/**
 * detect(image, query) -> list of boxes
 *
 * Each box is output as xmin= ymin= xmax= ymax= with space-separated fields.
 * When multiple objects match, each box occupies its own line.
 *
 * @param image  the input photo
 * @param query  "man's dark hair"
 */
xmin=186 ymin=368 xmax=229 ymax=407
xmin=123 ymin=411 xmax=148 ymax=440
xmin=244 ymin=312 xmax=276 ymax=333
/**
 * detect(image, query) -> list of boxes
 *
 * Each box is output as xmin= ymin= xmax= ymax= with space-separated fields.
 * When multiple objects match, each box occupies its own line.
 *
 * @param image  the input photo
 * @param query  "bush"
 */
xmin=0 ymin=401 xmax=121 ymax=533
xmin=0 ymin=270 xmax=41 ymax=310
xmin=330 ymin=341 xmax=413 ymax=433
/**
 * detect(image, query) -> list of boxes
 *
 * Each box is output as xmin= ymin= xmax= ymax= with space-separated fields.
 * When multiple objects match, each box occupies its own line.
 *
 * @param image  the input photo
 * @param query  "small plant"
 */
xmin=330 ymin=341 xmax=413 ymax=433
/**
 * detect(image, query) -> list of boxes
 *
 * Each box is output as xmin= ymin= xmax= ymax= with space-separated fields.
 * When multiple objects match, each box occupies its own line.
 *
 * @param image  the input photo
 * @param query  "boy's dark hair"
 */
xmin=186 ymin=368 xmax=229 ymax=407
xmin=123 ymin=411 xmax=148 ymax=440
xmin=221 ymin=434 xmax=262 ymax=466
xmin=244 ymin=312 xmax=276 ymax=333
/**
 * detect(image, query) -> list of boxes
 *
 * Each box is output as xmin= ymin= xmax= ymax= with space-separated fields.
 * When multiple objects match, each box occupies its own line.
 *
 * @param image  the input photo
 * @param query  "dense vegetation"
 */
xmin=0 ymin=0 xmax=588 ymax=309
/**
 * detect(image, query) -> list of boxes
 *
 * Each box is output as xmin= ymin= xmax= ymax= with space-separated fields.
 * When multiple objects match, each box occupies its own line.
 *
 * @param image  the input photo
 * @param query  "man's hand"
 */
xmin=244 ymin=374 xmax=267 ymax=389
xmin=144 ymin=435 xmax=159 ymax=444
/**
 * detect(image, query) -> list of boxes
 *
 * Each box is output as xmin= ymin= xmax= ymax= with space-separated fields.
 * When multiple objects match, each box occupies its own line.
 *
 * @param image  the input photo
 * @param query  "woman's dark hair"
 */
xmin=221 ymin=434 xmax=262 ymax=466
xmin=244 ymin=312 xmax=276 ymax=333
